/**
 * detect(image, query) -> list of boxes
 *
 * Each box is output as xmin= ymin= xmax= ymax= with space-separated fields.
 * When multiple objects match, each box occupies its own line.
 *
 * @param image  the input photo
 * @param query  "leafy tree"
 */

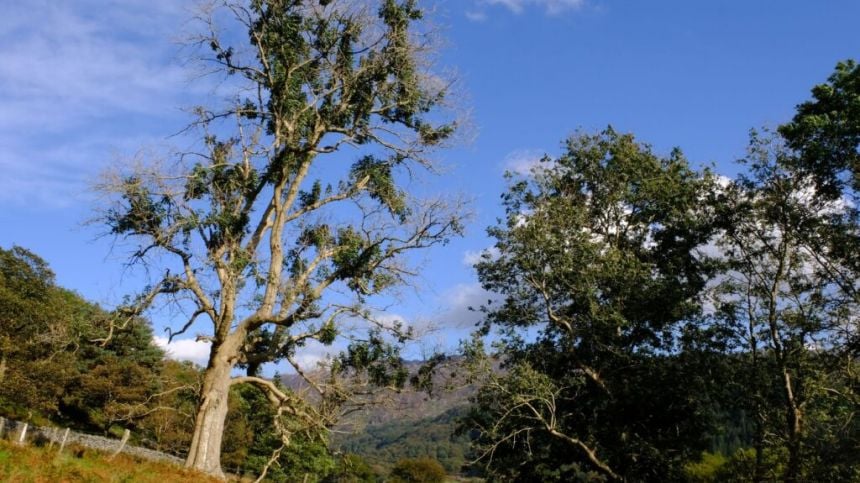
xmin=98 ymin=0 xmax=463 ymax=476
xmin=709 ymin=130 xmax=860 ymax=482
xmin=134 ymin=360 xmax=201 ymax=455
xmin=778 ymin=60 xmax=860 ymax=347
xmin=0 ymin=246 xmax=166 ymax=435
xmin=224 ymin=383 xmax=335 ymax=482
xmin=324 ymin=453 xmax=380 ymax=483
xmin=774 ymin=62 xmax=860 ymax=480
xmin=779 ymin=59 xmax=860 ymax=201
xmin=668 ymin=63 xmax=860 ymax=481
xmin=61 ymin=314 xmax=164 ymax=433
xmin=388 ymin=457 xmax=446 ymax=483
xmin=463 ymin=129 xmax=719 ymax=481
xmin=459 ymin=63 xmax=860 ymax=483
xmin=0 ymin=246 xmax=76 ymax=419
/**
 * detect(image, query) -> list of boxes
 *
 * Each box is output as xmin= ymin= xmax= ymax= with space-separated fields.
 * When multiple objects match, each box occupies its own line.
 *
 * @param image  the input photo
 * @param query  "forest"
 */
xmin=1 ymin=1 xmax=859 ymax=482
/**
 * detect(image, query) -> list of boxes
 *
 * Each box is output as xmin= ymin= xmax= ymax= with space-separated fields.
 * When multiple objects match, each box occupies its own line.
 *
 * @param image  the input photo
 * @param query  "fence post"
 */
xmin=17 ymin=422 xmax=28 ymax=445
xmin=110 ymin=429 xmax=131 ymax=460
xmin=0 ymin=416 xmax=5 ymax=439
xmin=58 ymin=427 xmax=70 ymax=453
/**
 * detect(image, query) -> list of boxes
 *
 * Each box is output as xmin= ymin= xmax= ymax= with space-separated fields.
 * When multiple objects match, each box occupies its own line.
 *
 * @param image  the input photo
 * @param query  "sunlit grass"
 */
xmin=0 ymin=440 xmax=222 ymax=482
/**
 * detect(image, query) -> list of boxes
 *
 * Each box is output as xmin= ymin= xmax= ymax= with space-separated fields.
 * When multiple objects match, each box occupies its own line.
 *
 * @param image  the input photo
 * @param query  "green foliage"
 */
xmin=0 ymin=245 xmax=201 ymax=458
xmin=336 ymin=406 xmax=471 ymax=475
xmin=408 ymin=353 xmax=446 ymax=397
xmin=0 ymin=246 xmax=54 ymax=296
xmin=684 ymin=452 xmax=728 ymax=482
xmin=463 ymin=62 xmax=860 ymax=483
xmin=683 ymin=448 xmax=793 ymax=483
xmin=0 ymin=245 xmax=164 ymax=430
xmin=323 ymin=453 xmax=381 ymax=483
xmin=706 ymin=126 xmax=860 ymax=481
xmin=482 ymin=128 xmax=715 ymax=344
xmin=350 ymin=156 xmax=408 ymax=221
xmin=388 ymin=457 xmax=447 ymax=483
xmin=335 ymin=330 xmax=409 ymax=389
xmin=108 ymin=177 xmax=169 ymax=236
xmin=465 ymin=129 xmax=719 ymax=481
xmin=225 ymin=383 xmax=336 ymax=482
xmin=779 ymin=59 xmax=860 ymax=199
xmin=134 ymin=360 xmax=200 ymax=455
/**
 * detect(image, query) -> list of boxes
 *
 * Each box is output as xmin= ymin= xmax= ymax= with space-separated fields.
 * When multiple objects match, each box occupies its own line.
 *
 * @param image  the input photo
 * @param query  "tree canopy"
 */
xmin=98 ymin=0 xmax=464 ymax=477
xmin=0 ymin=246 xmax=163 ymax=430
xmin=465 ymin=129 xmax=720 ymax=481
xmin=462 ymin=61 xmax=860 ymax=482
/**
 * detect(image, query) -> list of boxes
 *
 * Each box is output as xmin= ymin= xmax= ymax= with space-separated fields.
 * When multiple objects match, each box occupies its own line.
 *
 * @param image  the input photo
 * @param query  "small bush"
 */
xmin=389 ymin=457 xmax=446 ymax=483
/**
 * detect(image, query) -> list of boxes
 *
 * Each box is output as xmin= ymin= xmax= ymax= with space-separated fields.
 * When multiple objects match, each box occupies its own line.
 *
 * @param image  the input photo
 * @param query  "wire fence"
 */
xmin=0 ymin=416 xmax=183 ymax=466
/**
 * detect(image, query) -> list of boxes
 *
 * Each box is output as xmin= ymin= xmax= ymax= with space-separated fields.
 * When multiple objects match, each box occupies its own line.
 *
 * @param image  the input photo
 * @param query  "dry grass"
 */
xmin=0 ymin=440 xmax=223 ymax=483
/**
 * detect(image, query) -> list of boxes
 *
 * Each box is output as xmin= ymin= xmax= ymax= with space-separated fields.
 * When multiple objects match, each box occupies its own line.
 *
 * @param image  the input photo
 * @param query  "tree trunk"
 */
xmin=185 ymin=343 xmax=236 ymax=479
xmin=782 ymin=369 xmax=803 ymax=483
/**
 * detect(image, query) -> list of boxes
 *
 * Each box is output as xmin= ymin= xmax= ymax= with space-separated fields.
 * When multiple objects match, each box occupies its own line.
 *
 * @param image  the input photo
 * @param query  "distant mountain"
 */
xmin=279 ymin=358 xmax=480 ymax=425
xmin=333 ymin=405 xmax=473 ymax=475
xmin=279 ymin=358 xmax=491 ymax=475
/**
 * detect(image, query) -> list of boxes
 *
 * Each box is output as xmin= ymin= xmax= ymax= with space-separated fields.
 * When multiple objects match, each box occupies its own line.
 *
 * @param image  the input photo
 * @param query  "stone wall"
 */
xmin=0 ymin=416 xmax=183 ymax=466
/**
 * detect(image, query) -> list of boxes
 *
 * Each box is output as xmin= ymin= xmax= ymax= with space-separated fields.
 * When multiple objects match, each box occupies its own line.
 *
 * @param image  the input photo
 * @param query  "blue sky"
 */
xmin=1 ymin=0 xmax=859 ymax=366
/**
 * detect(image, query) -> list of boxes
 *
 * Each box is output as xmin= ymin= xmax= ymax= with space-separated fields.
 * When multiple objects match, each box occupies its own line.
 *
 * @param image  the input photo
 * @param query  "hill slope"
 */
xmin=281 ymin=359 xmax=482 ymax=475
xmin=0 ymin=440 xmax=219 ymax=483
xmin=334 ymin=405 xmax=473 ymax=475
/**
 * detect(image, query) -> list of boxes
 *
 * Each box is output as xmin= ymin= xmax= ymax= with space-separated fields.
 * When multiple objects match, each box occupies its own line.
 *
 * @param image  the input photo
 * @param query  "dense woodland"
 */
xmin=459 ymin=60 xmax=860 ymax=482
xmin=1 ymin=0 xmax=859 ymax=482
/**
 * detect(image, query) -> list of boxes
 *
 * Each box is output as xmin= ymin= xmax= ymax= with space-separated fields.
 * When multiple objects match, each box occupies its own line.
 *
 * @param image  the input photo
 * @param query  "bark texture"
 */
xmin=185 ymin=343 xmax=236 ymax=478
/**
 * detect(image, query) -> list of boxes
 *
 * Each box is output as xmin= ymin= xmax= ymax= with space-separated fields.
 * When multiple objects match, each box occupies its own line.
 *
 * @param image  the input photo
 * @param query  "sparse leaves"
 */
xmin=97 ymin=0 xmax=463 ymax=475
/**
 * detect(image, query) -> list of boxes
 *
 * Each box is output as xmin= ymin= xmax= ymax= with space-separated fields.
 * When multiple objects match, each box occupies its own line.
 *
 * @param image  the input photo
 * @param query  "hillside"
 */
xmin=0 ymin=440 xmax=219 ymax=483
xmin=280 ymin=359 xmax=480 ymax=425
xmin=281 ymin=359 xmax=483 ymax=475
xmin=334 ymin=405 xmax=473 ymax=475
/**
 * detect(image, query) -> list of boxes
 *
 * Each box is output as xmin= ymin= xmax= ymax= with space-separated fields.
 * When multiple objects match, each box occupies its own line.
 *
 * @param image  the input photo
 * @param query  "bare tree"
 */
xmin=98 ymin=0 xmax=463 ymax=477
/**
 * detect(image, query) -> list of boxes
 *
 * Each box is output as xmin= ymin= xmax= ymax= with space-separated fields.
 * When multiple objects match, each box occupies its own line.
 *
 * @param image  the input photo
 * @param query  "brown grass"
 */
xmin=0 ymin=440 xmax=223 ymax=483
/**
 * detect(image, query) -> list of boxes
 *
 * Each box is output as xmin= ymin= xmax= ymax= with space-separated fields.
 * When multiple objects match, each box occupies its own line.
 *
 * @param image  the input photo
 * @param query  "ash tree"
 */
xmin=98 ymin=0 xmax=463 ymax=477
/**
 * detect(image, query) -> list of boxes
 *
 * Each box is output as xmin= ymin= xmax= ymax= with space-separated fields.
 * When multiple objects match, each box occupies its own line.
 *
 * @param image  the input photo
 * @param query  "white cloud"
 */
xmin=503 ymin=148 xmax=546 ymax=175
xmin=0 ymin=2 xmax=189 ymax=128
xmin=153 ymin=335 xmax=211 ymax=366
xmin=291 ymin=340 xmax=336 ymax=371
xmin=366 ymin=311 xmax=443 ymax=340
xmin=462 ymin=247 xmax=500 ymax=266
xmin=384 ymin=282 xmax=501 ymax=358
xmin=465 ymin=10 xmax=488 ymax=22
xmin=0 ymin=0 xmax=203 ymax=207
xmin=479 ymin=0 xmax=586 ymax=15
xmin=439 ymin=282 xmax=498 ymax=329
xmin=373 ymin=312 xmax=408 ymax=330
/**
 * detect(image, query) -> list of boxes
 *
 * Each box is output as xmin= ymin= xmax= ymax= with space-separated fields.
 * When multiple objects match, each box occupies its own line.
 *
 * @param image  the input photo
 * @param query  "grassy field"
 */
xmin=0 ymin=440 xmax=221 ymax=483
